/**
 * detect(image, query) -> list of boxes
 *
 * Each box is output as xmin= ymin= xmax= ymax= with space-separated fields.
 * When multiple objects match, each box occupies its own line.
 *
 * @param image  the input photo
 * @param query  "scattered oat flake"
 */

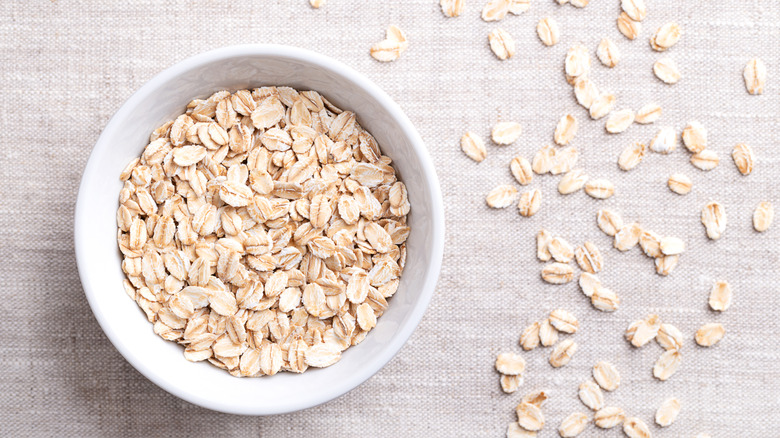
xmin=520 ymin=321 xmax=542 ymax=351
xmin=597 ymin=209 xmax=623 ymax=237
xmin=656 ymin=323 xmax=684 ymax=351
xmin=440 ymin=0 xmax=465 ymax=17
xmin=744 ymin=58 xmax=766 ymax=95
xmin=370 ymin=25 xmax=409 ymax=62
xmin=623 ymin=417 xmax=652 ymax=438
xmin=650 ymin=126 xmax=677 ymax=154
xmin=597 ymin=38 xmax=620 ymax=68
xmin=591 ymin=286 xmax=620 ymax=312
xmin=565 ymin=44 xmax=591 ymax=82
xmin=539 ymin=318 xmax=559 ymax=347
xmin=516 ymin=401 xmax=545 ymax=431
xmin=509 ymin=0 xmax=530 ymax=15
xmin=638 ymin=229 xmax=661 ymax=258
xmin=656 ymin=397 xmax=681 ymax=427
xmin=482 ymin=0 xmax=511 ymax=21
xmin=732 ymin=143 xmax=755 ymax=175
xmin=492 ymin=121 xmax=522 ymax=144
xmin=461 ymin=131 xmax=487 ymax=162
xmin=614 ymin=222 xmax=641 ymax=251
xmin=617 ymin=12 xmax=641 ymax=40
xmin=667 ymin=173 xmax=692 ymax=195
xmin=537 ymin=17 xmax=560 ymax=46
xmin=701 ymin=201 xmax=727 ymax=240
xmin=486 ymin=185 xmax=519 ymax=208
xmin=696 ymin=322 xmax=725 ymax=347
xmin=709 ymin=280 xmax=732 ymax=311
xmin=626 ymin=314 xmax=660 ymax=348
xmin=753 ymin=201 xmax=774 ymax=232
xmin=549 ymin=309 xmax=579 ymax=333
xmin=584 ymin=179 xmax=615 ymax=199
xmin=575 ymin=241 xmax=603 ymax=274
xmin=501 ymin=374 xmax=524 ymax=393
xmin=594 ymin=406 xmax=625 ymax=429
xmin=690 ymin=149 xmax=719 ymax=171
xmin=589 ymin=94 xmax=616 ymax=120
xmin=489 ymin=28 xmax=517 ymax=60
xmin=536 ymin=229 xmax=553 ymax=262
xmin=533 ymin=145 xmax=557 ymax=174
xmin=510 ymin=156 xmax=534 ymax=185
xmin=579 ymin=380 xmax=605 ymax=411
xmin=605 ymin=109 xmax=635 ymax=134
xmin=621 ymin=0 xmax=646 ymax=21
xmin=558 ymin=412 xmax=588 ymax=437
xmin=635 ymin=104 xmax=661 ymax=124
xmin=574 ymin=78 xmax=599 ymax=109
xmin=653 ymin=349 xmax=682 ymax=381
xmin=593 ymin=361 xmax=620 ymax=391
xmin=522 ymin=389 xmax=549 ymax=407
xmin=579 ymin=272 xmax=600 ymax=297
xmin=618 ymin=142 xmax=646 ymax=171
xmin=654 ymin=57 xmax=681 ymax=84
xmin=309 ymin=0 xmax=325 ymax=8
xmin=550 ymin=339 xmax=577 ymax=368
xmin=548 ymin=236 xmax=575 ymax=263
xmin=518 ymin=189 xmax=542 ymax=217
xmin=651 ymin=22 xmax=681 ymax=51
xmin=570 ymin=0 xmax=588 ymax=8
xmin=551 ymin=146 xmax=579 ymax=175
xmin=554 ymin=114 xmax=577 ymax=145
xmin=655 ymin=254 xmax=679 ymax=276
xmin=682 ymin=121 xmax=707 ymax=153
xmin=542 ymin=262 xmax=574 ymax=284
xmin=660 ymin=236 xmax=685 ymax=255
xmin=496 ymin=352 xmax=527 ymax=375
xmin=558 ymin=169 xmax=588 ymax=195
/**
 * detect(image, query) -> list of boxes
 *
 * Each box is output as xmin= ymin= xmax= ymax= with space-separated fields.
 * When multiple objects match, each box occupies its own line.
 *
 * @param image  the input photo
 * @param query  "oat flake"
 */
xmin=537 ymin=17 xmax=560 ymax=46
xmin=656 ymin=397 xmax=681 ymax=427
xmin=695 ymin=322 xmax=725 ymax=347
xmin=744 ymin=57 xmax=766 ymax=95
xmin=597 ymin=38 xmax=620 ymax=68
xmin=593 ymin=361 xmax=620 ymax=391
xmin=667 ymin=173 xmax=692 ymax=195
xmin=489 ymin=28 xmax=517 ymax=60
xmin=753 ymin=201 xmax=774 ymax=232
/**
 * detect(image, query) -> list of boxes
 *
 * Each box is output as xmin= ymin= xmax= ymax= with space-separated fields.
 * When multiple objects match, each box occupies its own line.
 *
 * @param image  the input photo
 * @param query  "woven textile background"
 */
xmin=2 ymin=0 xmax=779 ymax=436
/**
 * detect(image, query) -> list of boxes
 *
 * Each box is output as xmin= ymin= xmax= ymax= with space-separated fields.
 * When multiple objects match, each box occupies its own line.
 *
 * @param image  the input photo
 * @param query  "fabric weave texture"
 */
xmin=1 ymin=0 xmax=779 ymax=436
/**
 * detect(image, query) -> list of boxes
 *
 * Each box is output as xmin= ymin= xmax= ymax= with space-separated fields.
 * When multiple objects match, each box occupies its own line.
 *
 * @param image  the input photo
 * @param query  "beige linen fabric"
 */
xmin=1 ymin=0 xmax=779 ymax=436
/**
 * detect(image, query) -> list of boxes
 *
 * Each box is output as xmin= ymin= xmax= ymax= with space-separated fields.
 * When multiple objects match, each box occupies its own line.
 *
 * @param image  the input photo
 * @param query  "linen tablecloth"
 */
xmin=2 ymin=0 xmax=779 ymax=436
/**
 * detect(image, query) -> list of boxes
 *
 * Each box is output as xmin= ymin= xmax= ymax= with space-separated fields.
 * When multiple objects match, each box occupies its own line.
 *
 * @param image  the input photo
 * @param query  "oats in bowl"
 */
xmin=116 ymin=86 xmax=411 ymax=377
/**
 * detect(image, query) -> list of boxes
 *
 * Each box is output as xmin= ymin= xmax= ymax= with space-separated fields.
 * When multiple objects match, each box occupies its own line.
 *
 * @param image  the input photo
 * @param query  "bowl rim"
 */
xmin=74 ymin=44 xmax=444 ymax=415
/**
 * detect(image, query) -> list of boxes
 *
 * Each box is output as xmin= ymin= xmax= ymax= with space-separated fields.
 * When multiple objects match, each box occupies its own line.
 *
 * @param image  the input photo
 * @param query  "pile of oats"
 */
xmin=117 ymin=87 xmax=410 ymax=377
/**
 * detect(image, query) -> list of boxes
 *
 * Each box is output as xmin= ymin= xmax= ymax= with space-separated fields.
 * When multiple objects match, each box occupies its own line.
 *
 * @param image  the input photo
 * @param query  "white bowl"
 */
xmin=74 ymin=44 xmax=444 ymax=415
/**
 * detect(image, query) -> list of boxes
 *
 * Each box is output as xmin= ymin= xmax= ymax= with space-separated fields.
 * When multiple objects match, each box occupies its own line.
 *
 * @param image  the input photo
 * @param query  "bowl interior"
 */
xmin=75 ymin=46 xmax=443 ymax=415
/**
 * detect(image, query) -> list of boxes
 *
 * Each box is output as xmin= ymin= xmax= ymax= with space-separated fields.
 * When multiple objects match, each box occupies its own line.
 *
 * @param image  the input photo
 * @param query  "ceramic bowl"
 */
xmin=74 ymin=44 xmax=444 ymax=415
